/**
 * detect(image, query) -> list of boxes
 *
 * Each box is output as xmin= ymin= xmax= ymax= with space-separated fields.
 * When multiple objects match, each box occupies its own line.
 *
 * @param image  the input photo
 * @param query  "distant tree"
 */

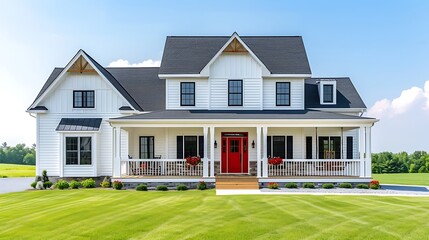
xmin=23 ymin=153 xmax=36 ymax=165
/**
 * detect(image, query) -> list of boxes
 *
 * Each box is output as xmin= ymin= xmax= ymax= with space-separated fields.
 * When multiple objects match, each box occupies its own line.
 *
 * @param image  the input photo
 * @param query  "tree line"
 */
xmin=372 ymin=151 xmax=429 ymax=174
xmin=0 ymin=142 xmax=36 ymax=165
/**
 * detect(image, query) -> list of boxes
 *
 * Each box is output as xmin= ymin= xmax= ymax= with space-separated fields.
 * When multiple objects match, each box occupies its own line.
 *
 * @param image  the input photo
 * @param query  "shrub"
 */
xmin=136 ymin=184 xmax=148 ymax=191
xmin=100 ymin=181 xmax=110 ymax=188
xmin=268 ymin=182 xmax=279 ymax=189
xmin=322 ymin=183 xmax=334 ymax=189
xmin=339 ymin=183 xmax=352 ymax=188
xmin=303 ymin=182 xmax=315 ymax=189
xmin=156 ymin=185 xmax=168 ymax=191
xmin=43 ymin=181 xmax=53 ymax=189
xmin=30 ymin=181 xmax=37 ymax=189
xmin=356 ymin=184 xmax=369 ymax=189
xmin=113 ymin=180 xmax=123 ymax=190
xmin=285 ymin=182 xmax=298 ymax=188
xmin=70 ymin=180 xmax=81 ymax=189
xmin=197 ymin=181 xmax=207 ymax=190
xmin=81 ymin=178 xmax=96 ymax=188
xmin=42 ymin=170 xmax=49 ymax=183
xmin=176 ymin=184 xmax=188 ymax=191
xmin=34 ymin=175 xmax=42 ymax=182
xmin=370 ymin=180 xmax=380 ymax=189
xmin=56 ymin=180 xmax=69 ymax=190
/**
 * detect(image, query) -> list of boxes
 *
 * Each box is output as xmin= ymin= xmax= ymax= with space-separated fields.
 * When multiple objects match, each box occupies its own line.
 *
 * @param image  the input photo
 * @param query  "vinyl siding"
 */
xmin=263 ymin=78 xmax=305 ymax=109
xmin=165 ymin=79 xmax=209 ymax=109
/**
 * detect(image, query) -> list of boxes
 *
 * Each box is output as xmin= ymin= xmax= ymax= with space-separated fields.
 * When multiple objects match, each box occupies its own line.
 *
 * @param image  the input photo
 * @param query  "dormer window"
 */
xmin=323 ymin=84 xmax=334 ymax=103
xmin=318 ymin=80 xmax=337 ymax=105
xmin=180 ymin=82 xmax=195 ymax=106
xmin=73 ymin=90 xmax=95 ymax=108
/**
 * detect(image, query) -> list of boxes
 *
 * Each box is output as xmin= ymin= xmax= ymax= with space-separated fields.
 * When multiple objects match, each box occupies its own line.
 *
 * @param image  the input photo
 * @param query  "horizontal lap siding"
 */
xmin=166 ymin=79 xmax=209 ymax=109
xmin=209 ymin=53 xmax=262 ymax=110
xmin=37 ymin=72 xmax=127 ymax=177
xmin=127 ymin=128 xmax=166 ymax=159
xmin=263 ymin=79 xmax=305 ymax=109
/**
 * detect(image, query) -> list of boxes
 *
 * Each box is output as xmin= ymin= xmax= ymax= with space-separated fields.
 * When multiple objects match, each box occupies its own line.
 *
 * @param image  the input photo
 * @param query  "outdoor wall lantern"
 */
xmin=214 ymin=140 xmax=217 ymax=148
xmin=252 ymin=140 xmax=255 ymax=148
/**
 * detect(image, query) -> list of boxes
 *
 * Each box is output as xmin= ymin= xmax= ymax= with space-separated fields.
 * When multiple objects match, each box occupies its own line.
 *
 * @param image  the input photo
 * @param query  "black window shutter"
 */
xmin=176 ymin=136 xmax=184 ymax=159
xmin=267 ymin=136 xmax=272 ymax=158
xmin=198 ymin=136 xmax=204 ymax=158
xmin=346 ymin=136 xmax=353 ymax=159
xmin=306 ymin=136 xmax=312 ymax=159
xmin=286 ymin=136 xmax=293 ymax=159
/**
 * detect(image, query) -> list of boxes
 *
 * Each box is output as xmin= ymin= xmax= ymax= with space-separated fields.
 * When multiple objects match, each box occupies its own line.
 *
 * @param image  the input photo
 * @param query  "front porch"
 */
xmin=110 ymin=123 xmax=373 ymax=182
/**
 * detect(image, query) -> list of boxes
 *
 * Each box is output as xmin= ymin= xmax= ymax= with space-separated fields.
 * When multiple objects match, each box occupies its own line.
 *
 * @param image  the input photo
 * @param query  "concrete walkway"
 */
xmin=0 ymin=177 xmax=33 ymax=194
xmin=217 ymin=184 xmax=429 ymax=197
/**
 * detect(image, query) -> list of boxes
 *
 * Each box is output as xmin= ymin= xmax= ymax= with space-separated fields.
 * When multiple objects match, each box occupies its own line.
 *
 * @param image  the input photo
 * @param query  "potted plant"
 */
xmin=185 ymin=156 xmax=202 ymax=166
xmin=268 ymin=157 xmax=283 ymax=165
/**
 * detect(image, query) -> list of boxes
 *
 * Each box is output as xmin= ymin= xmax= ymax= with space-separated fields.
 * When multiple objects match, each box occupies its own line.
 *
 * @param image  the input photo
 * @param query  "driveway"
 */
xmin=0 ymin=177 xmax=33 ymax=194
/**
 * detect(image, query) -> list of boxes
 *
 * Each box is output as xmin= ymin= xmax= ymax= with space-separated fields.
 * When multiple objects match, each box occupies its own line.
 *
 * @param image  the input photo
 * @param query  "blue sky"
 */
xmin=0 ymin=0 xmax=428 ymax=152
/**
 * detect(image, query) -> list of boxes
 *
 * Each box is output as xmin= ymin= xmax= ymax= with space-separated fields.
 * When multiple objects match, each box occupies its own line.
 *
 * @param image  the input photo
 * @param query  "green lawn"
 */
xmin=373 ymin=173 xmax=429 ymax=186
xmin=1 ymin=190 xmax=428 ymax=239
xmin=0 ymin=164 xmax=35 ymax=178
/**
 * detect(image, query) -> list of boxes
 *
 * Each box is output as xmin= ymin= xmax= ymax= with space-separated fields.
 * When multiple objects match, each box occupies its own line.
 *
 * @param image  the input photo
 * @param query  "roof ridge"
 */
xmin=167 ymin=35 xmax=302 ymax=38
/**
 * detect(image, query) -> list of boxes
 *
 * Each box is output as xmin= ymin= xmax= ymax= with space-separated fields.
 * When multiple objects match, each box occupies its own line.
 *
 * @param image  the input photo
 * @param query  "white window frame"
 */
xmin=319 ymin=80 xmax=337 ymax=105
xmin=63 ymin=133 xmax=95 ymax=166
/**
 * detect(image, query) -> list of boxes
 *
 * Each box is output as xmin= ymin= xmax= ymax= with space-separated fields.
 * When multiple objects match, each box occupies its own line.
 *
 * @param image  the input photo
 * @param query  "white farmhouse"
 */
xmin=27 ymin=33 xmax=378 ymax=188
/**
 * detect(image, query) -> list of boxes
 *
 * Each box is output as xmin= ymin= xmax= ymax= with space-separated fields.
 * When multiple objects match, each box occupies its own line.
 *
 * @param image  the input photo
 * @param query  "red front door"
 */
xmin=221 ymin=133 xmax=248 ymax=174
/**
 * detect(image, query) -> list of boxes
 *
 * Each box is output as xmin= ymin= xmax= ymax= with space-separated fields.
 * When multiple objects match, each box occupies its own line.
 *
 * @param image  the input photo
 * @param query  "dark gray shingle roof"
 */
xmin=113 ymin=110 xmax=373 ymax=120
xmin=159 ymin=36 xmax=311 ymax=75
xmin=29 ymin=106 xmax=48 ymax=111
xmin=305 ymin=78 xmax=366 ymax=109
xmin=56 ymin=118 xmax=102 ymax=131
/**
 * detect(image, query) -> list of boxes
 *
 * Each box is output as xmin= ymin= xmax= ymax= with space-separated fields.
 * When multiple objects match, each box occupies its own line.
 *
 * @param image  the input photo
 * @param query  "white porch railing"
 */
xmin=268 ymin=159 xmax=361 ymax=177
xmin=120 ymin=159 xmax=204 ymax=177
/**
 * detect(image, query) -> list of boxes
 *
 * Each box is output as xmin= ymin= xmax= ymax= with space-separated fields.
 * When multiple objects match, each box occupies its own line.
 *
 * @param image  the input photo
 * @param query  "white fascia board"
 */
xmin=266 ymin=74 xmax=312 ymax=78
xmin=30 ymin=50 xmax=136 ymax=111
xmin=309 ymin=108 xmax=367 ymax=113
xmin=158 ymin=74 xmax=202 ymax=79
xmin=26 ymin=109 xmax=48 ymax=114
xmin=200 ymin=33 xmax=271 ymax=77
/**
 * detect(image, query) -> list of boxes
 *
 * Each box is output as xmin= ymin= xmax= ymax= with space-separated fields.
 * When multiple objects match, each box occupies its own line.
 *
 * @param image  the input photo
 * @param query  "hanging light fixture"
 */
xmin=214 ymin=140 xmax=217 ymax=148
xmin=252 ymin=140 xmax=255 ymax=148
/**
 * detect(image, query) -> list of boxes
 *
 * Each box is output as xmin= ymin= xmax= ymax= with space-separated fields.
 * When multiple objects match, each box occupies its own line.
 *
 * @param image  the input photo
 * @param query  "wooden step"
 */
xmin=215 ymin=176 xmax=259 ymax=190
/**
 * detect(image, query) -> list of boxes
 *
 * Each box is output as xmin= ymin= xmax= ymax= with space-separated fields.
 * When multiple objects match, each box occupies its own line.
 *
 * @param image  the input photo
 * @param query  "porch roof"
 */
xmin=110 ymin=110 xmax=375 ymax=121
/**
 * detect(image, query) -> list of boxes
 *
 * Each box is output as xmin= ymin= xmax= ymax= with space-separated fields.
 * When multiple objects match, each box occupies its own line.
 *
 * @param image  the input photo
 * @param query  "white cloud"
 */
xmin=107 ymin=59 xmax=161 ymax=67
xmin=367 ymin=80 xmax=429 ymax=153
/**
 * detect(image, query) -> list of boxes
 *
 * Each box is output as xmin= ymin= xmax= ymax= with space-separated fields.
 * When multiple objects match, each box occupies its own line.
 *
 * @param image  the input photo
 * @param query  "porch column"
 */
xmin=210 ymin=126 xmax=215 ymax=177
xmin=256 ymin=126 xmax=262 ymax=178
xmin=262 ymin=126 xmax=268 ymax=178
xmin=203 ymin=127 xmax=209 ymax=177
xmin=365 ymin=126 xmax=372 ymax=177
xmin=113 ymin=127 xmax=121 ymax=177
xmin=359 ymin=126 xmax=365 ymax=177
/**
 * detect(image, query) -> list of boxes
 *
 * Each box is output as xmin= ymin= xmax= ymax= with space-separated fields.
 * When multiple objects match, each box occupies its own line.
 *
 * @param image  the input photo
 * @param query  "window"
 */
xmin=139 ymin=136 xmax=154 ymax=159
xmin=228 ymin=80 xmax=243 ymax=106
xmin=323 ymin=85 xmax=334 ymax=103
xmin=318 ymin=136 xmax=341 ymax=159
xmin=176 ymin=136 xmax=204 ymax=158
xmin=73 ymin=90 xmax=95 ymax=108
xmin=65 ymin=137 xmax=92 ymax=165
xmin=267 ymin=136 xmax=293 ymax=159
xmin=180 ymin=82 xmax=195 ymax=106
xmin=276 ymin=82 xmax=290 ymax=106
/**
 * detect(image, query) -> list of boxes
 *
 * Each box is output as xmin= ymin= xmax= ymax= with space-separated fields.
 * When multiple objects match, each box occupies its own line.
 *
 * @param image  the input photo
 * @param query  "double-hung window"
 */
xmin=73 ymin=90 xmax=95 ymax=108
xmin=65 ymin=137 xmax=92 ymax=165
xmin=323 ymin=85 xmax=334 ymax=103
xmin=176 ymin=136 xmax=204 ymax=158
xmin=228 ymin=80 xmax=243 ymax=106
xmin=139 ymin=136 xmax=154 ymax=159
xmin=180 ymin=82 xmax=195 ymax=106
xmin=276 ymin=82 xmax=290 ymax=106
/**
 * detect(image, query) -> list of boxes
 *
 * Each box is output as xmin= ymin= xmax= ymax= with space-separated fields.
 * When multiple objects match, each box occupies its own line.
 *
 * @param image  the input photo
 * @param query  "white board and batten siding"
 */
xmin=37 ymin=72 xmax=129 ymax=177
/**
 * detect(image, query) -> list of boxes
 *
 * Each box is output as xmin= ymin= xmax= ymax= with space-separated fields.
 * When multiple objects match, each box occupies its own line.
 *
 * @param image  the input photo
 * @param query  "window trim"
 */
xmin=65 ymin=136 xmax=93 ymax=166
xmin=73 ymin=90 xmax=95 ymax=108
xmin=139 ymin=136 xmax=155 ymax=159
xmin=180 ymin=82 xmax=195 ymax=106
xmin=276 ymin=82 xmax=291 ymax=106
xmin=323 ymin=84 xmax=334 ymax=103
xmin=228 ymin=80 xmax=243 ymax=106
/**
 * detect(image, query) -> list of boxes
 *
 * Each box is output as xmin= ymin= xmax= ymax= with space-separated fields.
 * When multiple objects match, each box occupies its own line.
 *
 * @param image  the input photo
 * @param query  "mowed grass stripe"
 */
xmin=0 ymin=190 xmax=429 ymax=239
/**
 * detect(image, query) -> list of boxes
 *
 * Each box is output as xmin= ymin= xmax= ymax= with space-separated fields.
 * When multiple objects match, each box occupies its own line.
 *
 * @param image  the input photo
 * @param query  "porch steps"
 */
xmin=215 ymin=176 xmax=259 ymax=190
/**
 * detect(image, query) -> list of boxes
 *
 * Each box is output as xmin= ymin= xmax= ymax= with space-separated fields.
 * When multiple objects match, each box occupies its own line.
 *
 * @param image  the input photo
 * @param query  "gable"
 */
xmin=28 ymin=50 xmax=143 ymax=111
xmin=158 ymin=34 xmax=311 ymax=76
